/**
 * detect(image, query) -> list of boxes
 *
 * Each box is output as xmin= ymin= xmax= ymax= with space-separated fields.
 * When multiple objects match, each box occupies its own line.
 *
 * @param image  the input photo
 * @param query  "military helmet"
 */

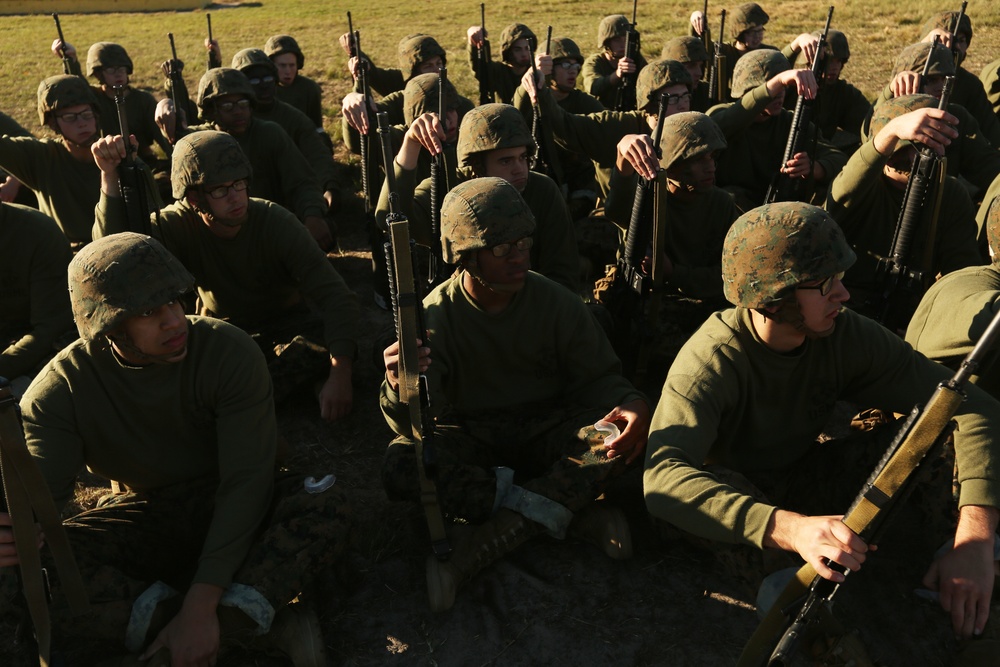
xmin=919 ymin=11 xmax=973 ymax=45
xmin=549 ymin=37 xmax=584 ymax=65
xmin=597 ymin=15 xmax=632 ymax=49
xmin=403 ymin=73 xmax=460 ymax=127
xmin=397 ymin=34 xmax=447 ymax=79
xmin=793 ymin=30 xmax=849 ymax=69
xmin=731 ymin=3 xmax=770 ymax=41
xmin=264 ymin=34 xmax=305 ymax=69
xmin=722 ymin=203 xmax=856 ymax=307
xmin=731 ymin=49 xmax=789 ymax=98
xmin=892 ymin=41 xmax=955 ymax=79
xmin=500 ymin=23 xmax=537 ymax=60
xmin=440 ymin=177 xmax=536 ymax=264
xmin=658 ymin=112 xmax=726 ymax=171
xmin=986 ymin=196 xmax=1000 ymax=265
xmin=69 ymin=232 xmax=194 ymax=341
xmin=457 ymin=103 xmax=534 ymax=167
xmin=36 ymin=74 xmax=99 ymax=126
xmin=637 ymin=59 xmax=693 ymax=110
xmin=661 ymin=36 xmax=710 ymax=64
xmin=86 ymin=42 xmax=134 ymax=79
xmin=170 ymin=130 xmax=252 ymax=200
xmin=231 ymin=48 xmax=277 ymax=76
xmin=197 ymin=68 xmax=257 ymax=112
xmin=868 ymin=94 xmax=938 ymax=151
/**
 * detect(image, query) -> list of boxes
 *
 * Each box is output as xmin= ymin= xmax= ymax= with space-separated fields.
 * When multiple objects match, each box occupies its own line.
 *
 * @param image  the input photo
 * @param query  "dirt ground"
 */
xmin=1 ymin=200 xmax=994 ymax=667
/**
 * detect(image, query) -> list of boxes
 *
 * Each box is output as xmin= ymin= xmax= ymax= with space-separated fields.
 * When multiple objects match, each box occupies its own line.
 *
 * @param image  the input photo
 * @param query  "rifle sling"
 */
xmin=738 ymin=385 xmax=963 ymax=667
xmin=0 ymin=387 xmax=89 ymax=667
xmin=387 ymin=221 xmax=449 ymax=555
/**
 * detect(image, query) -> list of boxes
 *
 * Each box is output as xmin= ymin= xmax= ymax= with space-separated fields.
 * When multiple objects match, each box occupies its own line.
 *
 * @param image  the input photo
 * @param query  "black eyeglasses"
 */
xmin=217 ymin=99 xmax=251 ymax=112
xmin=56 ymin=110 xmax=96 ymax=123
xmin=665 ymin=92 xmax=692 ymax=106
xmin=205 ymin=179 xmax=248 ymax=199
xmin=557 ymin=61 xmax=582 ymax=71
xmin=490 ymin=237 xmax=533 ymax=257
xmin=797 ymin=271 xmax=845 ymax=296
xmin=247 ymin=75 xmax=275 ymax=85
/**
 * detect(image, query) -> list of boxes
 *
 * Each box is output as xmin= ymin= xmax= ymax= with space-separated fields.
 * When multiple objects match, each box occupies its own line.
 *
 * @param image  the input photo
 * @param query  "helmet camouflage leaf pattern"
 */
xmin=36 ymin=75 xmax=99 ymax=125
xmin=731 ymin=49 xmax=789 ymax=99
xmin=661 ymin=36 xmax=710 ymax=64
xmin=636 ymin=59 xmax=692 ymax=109
xmin=170 ymin=130 xmax=252 ymax=200
xmin=549 ymin=37 xmax=584 ymax=65
xmin=730 ymin=3 xmax=770 ymax=40
xmin=397 ymin=34 xmax=447 ymax=79
xmin=440 ymin=177 xmax=536 ymax=264
xmin=403 ymin=73 xmax=460 ymax=127
xmin=232 ymin=48 xmax=277 ymax=76
xmin=658 ymin=112 xmax=726 ymax=171
xmin=457 ymin=103 xmax=534 ymax=167
xmin=86 ymin=42 xmax=134 ymax=79
xmin=264 ymin=34 xmax=305 ymax=68
xmin=197 ymin=68 xmax=257 ymax=111
xmin=597 ymin=15 xmax=632 ymax=49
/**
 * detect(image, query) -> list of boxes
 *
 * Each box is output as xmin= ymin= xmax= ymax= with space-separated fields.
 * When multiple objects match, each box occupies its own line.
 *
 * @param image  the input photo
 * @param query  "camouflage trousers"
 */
xmin=658 ymin=419 xmax=957 ymax=596
xmin=382 ymin=404 xmax=632 ymax=525
xmin=10 ymin=472 xmax=350 ymax=654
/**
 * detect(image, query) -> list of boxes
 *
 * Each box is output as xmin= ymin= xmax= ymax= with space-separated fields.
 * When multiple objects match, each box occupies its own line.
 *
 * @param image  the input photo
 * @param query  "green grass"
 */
xmin=2 ymin=0 xmax=998 ymax=146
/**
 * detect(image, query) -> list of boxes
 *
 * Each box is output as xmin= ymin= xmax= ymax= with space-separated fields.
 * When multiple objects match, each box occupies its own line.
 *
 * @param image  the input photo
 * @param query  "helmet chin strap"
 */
xmin=769 ymin=297 xmax=837 ymax=339
xmin=107 ymin=332 xmax=184 ymax=365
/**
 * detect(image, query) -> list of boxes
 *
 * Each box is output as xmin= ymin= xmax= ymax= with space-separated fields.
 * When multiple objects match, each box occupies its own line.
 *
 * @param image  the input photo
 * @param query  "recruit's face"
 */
xmin=551 ymin=59 xmax=582 ymax=92
xmin=793 ymin=272 xmax=849 ymax=336
xmin=114 ymin=301 xmax=189 ymax=364
xmin=668 ymin=151 xmax=717 ymax=191
xmin=273 ymin=53 xmax=298 ymax=86
xmin=417 ymin=56 xmax=444 ymax=75
xmin=481 ymin=146 xmax=530 ymax=192
xmin=53 ymin=104 xmax=98 ymax=146
xmin=507 ymin=39 xmax=532 ymax=68
xmin=212 ymin=95 xmax=252 ymax=135
xmin=201 ymin=178 xmax=250 ymax=227
xmin=683 ymin=60 xmax=705 ymax=82
xmin=473 ymin=238 xmax=532 ymax=290
xmin=98 ymin=66 xmax=129 ymax=89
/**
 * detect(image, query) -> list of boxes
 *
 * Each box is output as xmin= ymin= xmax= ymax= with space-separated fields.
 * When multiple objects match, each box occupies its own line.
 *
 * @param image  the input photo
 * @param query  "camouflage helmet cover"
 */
xmin=264 ymin=34 xmax=305 ymax=69
xmin=170 ymin=130 xmax=252 ymax=200
xmin=658 ymin=112 xmax=727 ymax=171
xmin=661 ymin=36 xmax=710 ymax=63
xmin=36 ymin=74 xmax=99 ymax=125
xmin=892 ymin=41 xmax=955 ymax=79
xmin=919 ymin=11 xmax=973 ymax=44
xmin=597 ymin=15 xmax=632 ymax=49
xmin=197 ymin=68 xmax=258 ymax=111
xmin=637 ymin=59 xmax=693 ymax=109
xmin=69 ymin=232 xmax=194 ymax=340
xmin=730 ymin=3 xmax=770 ymax=40
xmin=457 ymin=103 xmax=534 ymax=167
xmin=731 ymin=48 xmax=789 ymax=98
xmin=403 ymin=73 xmax=460 ymax=126
xmin=440 ymin=177 xmax=536 ymax=264
xmin=86 ymin=42 xmax=134 ymax=79
xmin=500 ymin=23 xmax=537 ymax=60
xmin=549 ymin=37 xmax=584 ymax=65
xmin=722 ymin=202 xmax=856 ymax=307
xmin=793 ymin=30 xmax=849 ymax=69
xmin=986 ymin=196 xmax=1000 ymax=265
xmin=868 ymin=94 xmax=937 ymax=149
xmin=397 ymin=34 xmax=447 ymax=78
xmin=231 ymin=48 xmax=277 ymax=76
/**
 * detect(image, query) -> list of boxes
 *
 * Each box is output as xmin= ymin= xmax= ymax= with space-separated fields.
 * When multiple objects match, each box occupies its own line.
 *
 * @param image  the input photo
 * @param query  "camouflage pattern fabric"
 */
xmin=440 ymin=177 xmax=536 ymax=264
xmin=264 ymin=35 xmax=304 ymax=68
xmin=635 ymin=59 xmax=692 ymax=109
xmin=731 ymin=49 xmax=790 ymax=99
xmin=36 ymin=75 xmax=99 ymax=125
xmin=396 ymin=34 xmax=446 ymax=77
xmin=382 ymin=404 xmax=629 ymax=524
xmin=721 ymin=203 xmax=856 ymax=307
xmin=15 ymin=473 xmax=350 ymax=659
xmin=792 ymin=30 xmax=849 ymax=69
xmin=499 ymin=23 xmax=537 ymax=60
xmin=657 ymin=111 xmax=726 ymax=171
xmin=456 ymin=103 xmax=534 ymax=167
xmin=986 ymin=196 xmax=1000 ymax=265
xmin=549 ymin=37 xmax=584 ymax=65
xmin=730 ymin=2 xmax=770 ymax=40
xmin=919 ymin=11 xmax=973 ymax=44
xmin=661 ymin=36 xmax=709 ymax=64
xmin=597 ymin=15 xmax=631 ymax=49
xmin=86 ymin=42 xmax=134 ymax=78
xmin=402 ymin=73 xmax=460 ymax=127
xmin=68 ymin=233 xmax=194 ymax=340
xmin=892 ymin=42 xmax=956 ymax=79
xmin=197 ymin=68 xmax=258 ymax=112
xmin=170 ymin=130 xmax=253 ymax=199
xmin=232 ymin=48 xmax=277 ymax=76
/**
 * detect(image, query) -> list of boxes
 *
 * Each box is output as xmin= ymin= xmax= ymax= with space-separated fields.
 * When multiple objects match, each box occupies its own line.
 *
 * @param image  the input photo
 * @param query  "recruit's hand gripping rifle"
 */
xmin=738 ymin=303 xmax=1000 ymax=667
xmin=349 ymin=13 xmax=375 ymax=218
xmin=476 ymin=3 xmax=495 ymax=105
xmin=614 ymin=0 xmax=640 ymax=112
xmin=706 ymin=10 xmax=727 ymax=105
xmin=377 ymin=112 xmax=451 ymax=561
xmin=871 ymin=76 xmax=954 ymax=333
xmin=52 ymin=14 xmax=74 ymax=76
xmin=112 ymin=86 xmax=153 ymax=235
xmin=206 ymin=13 xmax=221 ymax=71
xmin=0 ymin=379 xmax=88 ymax=667
xmin=165 ymin=33 xmax=191 ymax=134
xmin=528 ymin=27 xmax=554 ymax=180
xmin=764 ymin=6 xmax=833 ymax=204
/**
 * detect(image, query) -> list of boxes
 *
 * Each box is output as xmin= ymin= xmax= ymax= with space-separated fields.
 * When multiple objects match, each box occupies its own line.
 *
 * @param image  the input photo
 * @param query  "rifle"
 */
xmin=477 ymin=3 xmax=494 ymax=105
xmin=707 ymin=9 xmax=727 ymax=104
xmin=206 ymin=13 xmax=221 ymax=71
xmin=166 ymin=33 xmax=191 ymax=136
xmin=738 ymin=304 xmax=1000 ymax=667
xmin=700 ymin=0 xmax=711 ymax=52
xmin=610 ymin=92 xmax=669 ymax=379
xmin=871 ymin=76 xmax=954 ymax=333
xmin=349 ymin=15 xmax=375 ymax=218
xmin=0 ymin=378 xmax=89 ymax=667
xmin=948 ymin=2 xmax=968 ymax=68
xmin=528 ymin=27 xmax=553 ymax=180
xmin=614 ymin=0 xmax=640 ymax=112
xmin=763 ymin=5 xmax=833 ymax=204
xmin=52 ymin=14 xmax=73 ymax=76
xmin=427 ymin=66 xmax=449 ymax=287
xmin=377 ymin=112 xmax=451 ymax=561
xmin=112 ymin=85 xmax=153 ymax=235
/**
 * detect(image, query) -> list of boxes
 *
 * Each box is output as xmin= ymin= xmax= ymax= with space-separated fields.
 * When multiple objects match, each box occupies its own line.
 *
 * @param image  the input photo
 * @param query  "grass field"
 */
xmin=1 ymin=0 xmax=999 ymax=147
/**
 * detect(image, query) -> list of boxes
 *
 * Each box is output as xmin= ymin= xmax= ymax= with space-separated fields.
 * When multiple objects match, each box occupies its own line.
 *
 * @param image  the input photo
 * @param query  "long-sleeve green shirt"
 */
xmin=275 ymin=74 xmax=324 ymax=130
xmin=0 ymin=203 xmax=73 ymax=379
xmin=644 ymin=307 xmax=1000 ymax=548
xmin=254 ymin=99 xmax=337 ymax=192
xmin=380 ymin=271 xmax=644 ymax=435
xmin=581 ymin=51 xmax=648 ymax=110
xmin=91 ymin=85 xmax=172 ymax=159
xmin=94 ymin=195 xmax=359 ymax=358
xmin=467 ymin=43 xmax=521 ymax=104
